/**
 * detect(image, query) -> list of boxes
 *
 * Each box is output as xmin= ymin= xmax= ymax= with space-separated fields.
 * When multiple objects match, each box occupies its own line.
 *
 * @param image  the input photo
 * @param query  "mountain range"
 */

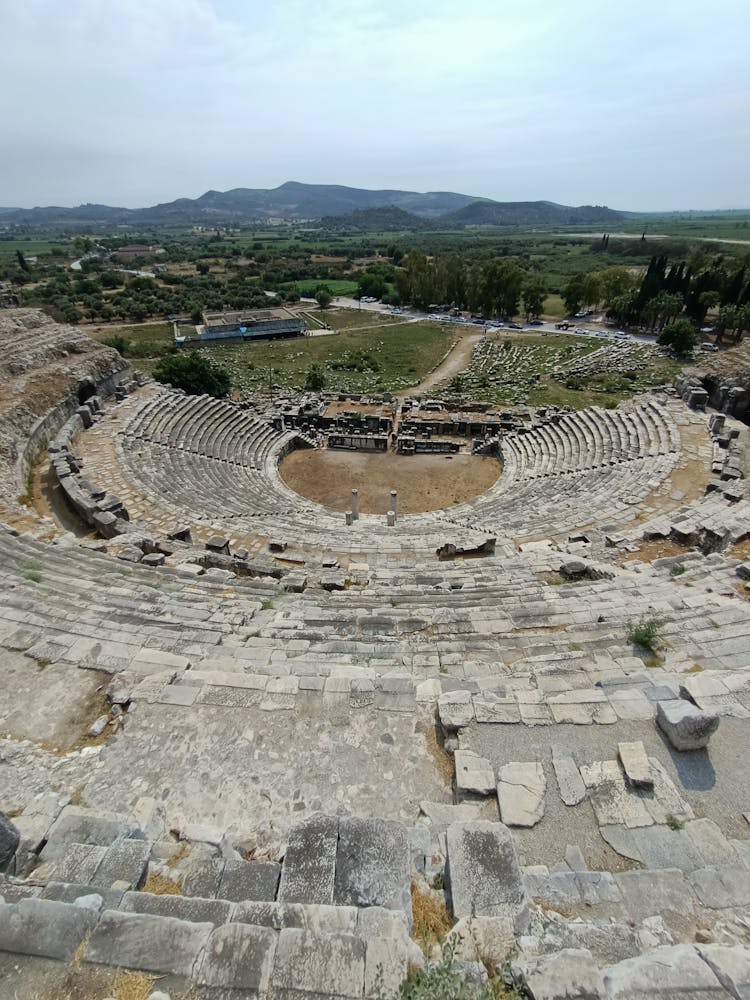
xmin=0 ymin=181 xmax=626 ymax=228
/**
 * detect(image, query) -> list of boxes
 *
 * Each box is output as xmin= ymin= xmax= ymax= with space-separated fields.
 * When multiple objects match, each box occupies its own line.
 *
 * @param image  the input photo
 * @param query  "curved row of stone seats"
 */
xmin=3 ymin=523 xmax=750 ymax=687
xmin=449 ymin=454 xmax=675 ymax=542
xmin=501 ymin=402 xmax=678 ymax=483
xmin=114 ymin=434 xmax=492 ymax=555
xmin=121 ymin=389 xmax=296 ymax=472
xmin=3 ymin=800 xmax=750 ymax=998
xmin=0 ymin=807 xmax=416 ymax=997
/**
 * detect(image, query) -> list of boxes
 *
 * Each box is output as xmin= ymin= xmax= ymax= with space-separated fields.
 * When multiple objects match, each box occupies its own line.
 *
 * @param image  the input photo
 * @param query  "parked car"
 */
xmin=528 ymin=319 xmax=544 ymax=326
xmin=700 ymin=342 xmax=719 ymax=352
xmin=507 ymin=322 xmax=523 ymax=329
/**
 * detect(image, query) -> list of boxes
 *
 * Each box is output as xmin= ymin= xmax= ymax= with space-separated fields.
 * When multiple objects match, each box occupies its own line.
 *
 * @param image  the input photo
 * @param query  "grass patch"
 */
xmin=93 ymin=321 xmax=173 ymax=360
xmin=142 ymin=871 xmax=182 ymax=895
xmin=666 ymin=813 xmax=685 ymax=831
xmin=140 ymin=314 xmax=455 ymax=394
xmin=411 ymin=881 xmax=453 ymax=953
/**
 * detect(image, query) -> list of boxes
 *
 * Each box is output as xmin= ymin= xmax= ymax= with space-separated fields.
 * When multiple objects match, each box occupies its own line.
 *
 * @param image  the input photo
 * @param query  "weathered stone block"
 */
xmin=334 ymin=817 xmax=410 ymax=916
xmin=272 ymin=928 xmax=365 ymax=999
xmin=90 ymin=838 xmax=150 ymax=890
xmin=601 ymin=944 xmax=724 ymax=998
xmin=455 ymin=750 xmax=496 ymax=796
xmin=656 ymin=699 xmax=719 ymax=751
xmin=120 ymin=889 xmax=231 ymax=925
xmin=218 ymin=859 xmax=281 ymax=902
xmin=497 ymin=762 xmax=546 ymax=827
xmin=512 ymin=947 xmax=604 ymax=1000
xmin=0 ymin=898 xmax=98 ymax=960
xmin=0 ymin=814 xmax=20 ymax=872
xmin=278 ymin=814 xmax=338 ymax=905
xmin=445 ymin=821 xmax=529 ymax=931
xmin=84 ymin=910 xmax=213 ymax=976
xmin=196 ymin=922 xmax=278 ymax=991
xmin=617 ymin=741 xmax=653 ymax=790
xmin=437 ymin=690 xmax=474 ymax=731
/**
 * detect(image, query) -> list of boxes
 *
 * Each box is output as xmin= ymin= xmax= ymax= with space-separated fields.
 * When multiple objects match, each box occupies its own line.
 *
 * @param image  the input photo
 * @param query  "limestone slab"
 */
xmin=218 ymin=859 xmax=281 ymax=903
xmin=196 ymin=922 xmax=278 ymax=991
xmin=84 ymin=910 xmax=212 ymax=975
xmin=278 ymin=813 xmax=338 ymax=905
xmin=454 ymin=750 xmax=496 ymax=796
xmin=656 ymin=699 xmax=720 ymax=751
xmin=551 ymin=751 xmax=586 ymax=806
xmin=617 ymin=741 xmax=653 ymax=790
xmin=445 ymin=821 xmax=529 ymax=930
xmin=334 ymin=817 xmax=410 ymax=915
xmin=272 ymin=928 xmax=365 ymax=999
xmin=0 ymin=898 xmax=98 ymax=960
xmin=497 ymin=762 xmax=546 ymax=827
xmin=513 ymin=947 xmax=604 ymax=1000
xmin=601 ymin=944 xmax=725 ymax=998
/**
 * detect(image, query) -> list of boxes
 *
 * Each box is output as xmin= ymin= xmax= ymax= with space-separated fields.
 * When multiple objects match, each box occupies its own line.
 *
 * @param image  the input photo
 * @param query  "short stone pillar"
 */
xmin=390 ymin=490 xmax=398 ymax=519
xmin=345 ymin=511 xmax=353 ymax=526
xmin=387 ymin=511 xmax=396 ymax=527
xmin=351 ymin=489 xmax=359 ymax=521
xmin=709 ymin=413 xmax=725 ymax=434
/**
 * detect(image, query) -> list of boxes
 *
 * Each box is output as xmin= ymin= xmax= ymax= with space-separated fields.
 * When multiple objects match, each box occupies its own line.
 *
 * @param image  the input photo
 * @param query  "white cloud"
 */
xmin=1 ymin=0 xmax=748 ymax=208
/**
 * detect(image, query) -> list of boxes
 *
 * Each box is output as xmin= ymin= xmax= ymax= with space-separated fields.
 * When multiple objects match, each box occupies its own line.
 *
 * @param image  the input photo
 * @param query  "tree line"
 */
xmin=564 ymin=253 xmax=750 ymax=349
xmin=391 ymin=251 xmax=546 ymax=319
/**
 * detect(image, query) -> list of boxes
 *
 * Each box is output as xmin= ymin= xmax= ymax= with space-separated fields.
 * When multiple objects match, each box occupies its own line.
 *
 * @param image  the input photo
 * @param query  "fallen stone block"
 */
xmin=205 ymin=535 xmax=230 ymax=555
xmin=617 ymin=741 xmax=653 ymax=790
xmin=445 ymin=821 xmax=529 ymax=931
xmin=656 ymin=699 xmax=719 ymax=751
xmin=497 ymin=762 xmax=546 ymax=827
xmin=512 ymin=947 xmax=604 ymax=1000
xmin=455 ymin=750 xmax=496 ymax=796
xmin=601 ymin=944 xmax=725 ymax=998
xmin=551 ymin=750 xmax=586 ymax=806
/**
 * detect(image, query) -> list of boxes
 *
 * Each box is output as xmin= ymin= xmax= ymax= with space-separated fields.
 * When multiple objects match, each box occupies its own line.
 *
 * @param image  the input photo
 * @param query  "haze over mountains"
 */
xmin=0 ymin=181 xmax=627 ymax=229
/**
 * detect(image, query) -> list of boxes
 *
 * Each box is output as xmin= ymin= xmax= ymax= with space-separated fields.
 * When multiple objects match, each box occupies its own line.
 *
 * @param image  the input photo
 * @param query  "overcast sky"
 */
xmin=2 ymin=0 xmax=748 ymax=211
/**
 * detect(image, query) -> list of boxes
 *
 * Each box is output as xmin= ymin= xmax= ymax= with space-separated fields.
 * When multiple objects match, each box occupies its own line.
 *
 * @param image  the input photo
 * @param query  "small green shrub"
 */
xmin=670 ymin=564 xmax=686 ymax=577
xmin=627 ymin=615 xmax=664 ymax=652
xmin=666 ymin=814 xmax=685 ymax=831
xmin=388 ymin=941 xmax=520 ymax=1000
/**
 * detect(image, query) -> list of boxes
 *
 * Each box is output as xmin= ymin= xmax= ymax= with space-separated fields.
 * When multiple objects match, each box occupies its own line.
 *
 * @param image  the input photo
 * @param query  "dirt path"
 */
xmin=405 ymin=329 xmax=483 ymax=397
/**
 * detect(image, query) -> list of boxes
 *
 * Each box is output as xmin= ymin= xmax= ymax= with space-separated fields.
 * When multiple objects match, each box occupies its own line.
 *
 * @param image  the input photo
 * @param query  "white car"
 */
xmin=700 ymin=342 xmax=719 ymax=352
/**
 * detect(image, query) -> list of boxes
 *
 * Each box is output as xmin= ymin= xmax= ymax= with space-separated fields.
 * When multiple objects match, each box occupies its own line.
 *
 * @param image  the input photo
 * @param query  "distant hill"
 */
xmin=445 ymin=200 xmax=625 ymax=226
xmin=319 ymin=206 xmax=432 ymax=232
xmin=0 ymin=182 xmax=626 ymax=228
